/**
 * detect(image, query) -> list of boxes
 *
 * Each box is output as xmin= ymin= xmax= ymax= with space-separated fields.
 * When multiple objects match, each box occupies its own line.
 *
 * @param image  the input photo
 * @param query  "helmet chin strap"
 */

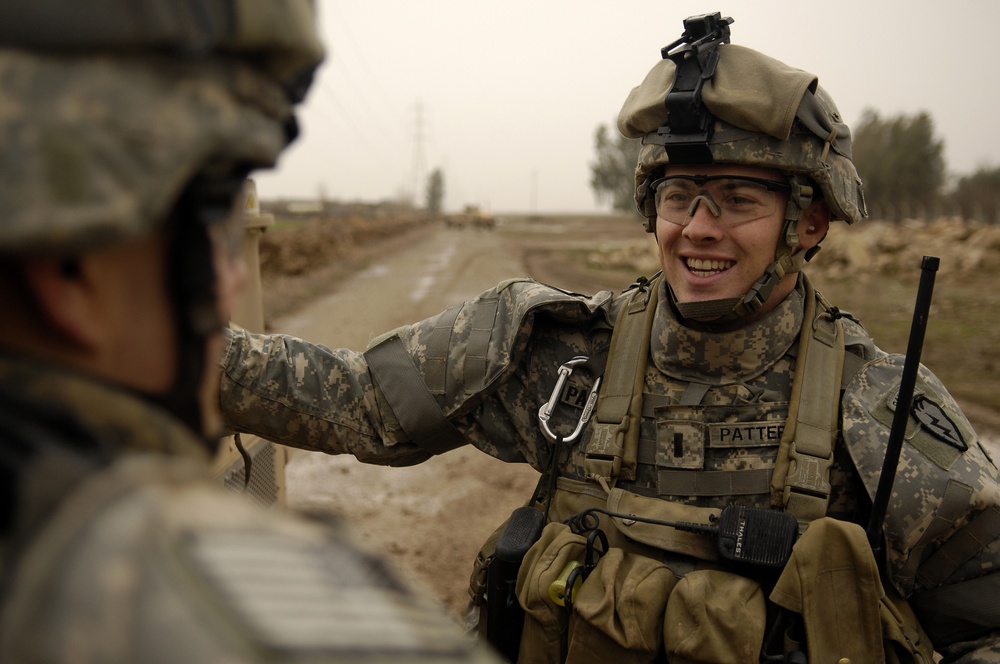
xmin=150 ymin=169 xmax=248 ymax=450
xmin=673 ymin=177 xmax=815 ymax=324
xmin=671 ymin=249 xmax=804 ymax=322
xmin=152 ymin=206 xmax=222 ymax=446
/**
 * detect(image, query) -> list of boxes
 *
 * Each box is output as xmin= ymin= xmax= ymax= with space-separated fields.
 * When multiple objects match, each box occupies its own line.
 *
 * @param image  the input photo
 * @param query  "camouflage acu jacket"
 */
xmin=220 ymin=276 xmax=1000 ymax=661
xmin=0 ymin=354 xmax=496 ymax=663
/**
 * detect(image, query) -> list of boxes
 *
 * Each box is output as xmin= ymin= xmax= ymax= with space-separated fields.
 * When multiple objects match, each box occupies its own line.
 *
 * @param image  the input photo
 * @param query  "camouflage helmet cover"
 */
xmin=618 ymin=44 xmax=866 ymax=229
xmin=0 ymin=0 xmax=324 ymax=254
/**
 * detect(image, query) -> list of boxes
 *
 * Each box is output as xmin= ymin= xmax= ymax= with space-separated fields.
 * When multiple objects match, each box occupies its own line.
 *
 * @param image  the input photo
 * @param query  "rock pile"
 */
xmin=812 ymin=218 xmax=1000 ymax=280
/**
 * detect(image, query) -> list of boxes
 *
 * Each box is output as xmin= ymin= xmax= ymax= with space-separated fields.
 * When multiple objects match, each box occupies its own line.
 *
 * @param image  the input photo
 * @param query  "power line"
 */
xmin=324 ymin=4 xmax=400 ymax=118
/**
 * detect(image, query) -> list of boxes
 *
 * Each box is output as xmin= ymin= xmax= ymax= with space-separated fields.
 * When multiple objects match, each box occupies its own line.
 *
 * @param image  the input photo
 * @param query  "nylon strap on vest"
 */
xmin=364 ymin=335 xmax=466 ymax=455
xmin=769 ymin=278 xmax=846 ymax=526
xmin=583 ymin=276 xmax=661 ymax=483
xmin=583 ymin=272 xmax=844 ymax=528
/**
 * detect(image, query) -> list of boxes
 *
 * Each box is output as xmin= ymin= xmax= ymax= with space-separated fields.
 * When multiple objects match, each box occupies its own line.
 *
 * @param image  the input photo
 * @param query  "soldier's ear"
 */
xmin=20 ymin=256 xmax=104 ymax=352
xmin=798 ymin=199 xmax=831 ymax=251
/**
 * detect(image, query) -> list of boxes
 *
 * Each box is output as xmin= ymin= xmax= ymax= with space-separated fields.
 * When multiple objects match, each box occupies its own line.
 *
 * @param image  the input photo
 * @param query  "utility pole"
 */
xmin=411 ymin=99 xmax=427 ymax=207
xmin=530 ymin=169 xmax=539 ymax=216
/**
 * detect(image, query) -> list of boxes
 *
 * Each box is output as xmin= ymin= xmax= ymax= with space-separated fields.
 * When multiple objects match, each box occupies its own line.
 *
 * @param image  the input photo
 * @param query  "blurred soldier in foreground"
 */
xmin=219 ymin=12 xmax=1000 ymax=664
xmin=0 ymin=2 xmax=497 ymax=662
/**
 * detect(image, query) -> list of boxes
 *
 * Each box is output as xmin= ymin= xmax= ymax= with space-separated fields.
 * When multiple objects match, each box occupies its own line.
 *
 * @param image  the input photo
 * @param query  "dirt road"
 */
xmin=275 ymin=224 xmax=546 ymax=621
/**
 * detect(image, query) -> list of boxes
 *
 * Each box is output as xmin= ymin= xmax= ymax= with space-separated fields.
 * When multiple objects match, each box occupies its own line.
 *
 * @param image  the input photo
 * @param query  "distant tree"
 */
xmin=852 ymin=108 xmax=945 ymax=221
xmin=950 ymin=166 xmax=1000 ymax=224
xmin=426 ymin=168 xmax=445 ymax=214
xmin=590 ymin=123 xmax=642 ymax=213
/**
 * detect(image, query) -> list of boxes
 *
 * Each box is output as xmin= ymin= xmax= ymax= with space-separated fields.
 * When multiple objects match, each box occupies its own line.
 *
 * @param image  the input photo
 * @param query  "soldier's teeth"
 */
xmin=686 ymin=258 xmax=734 ymax=274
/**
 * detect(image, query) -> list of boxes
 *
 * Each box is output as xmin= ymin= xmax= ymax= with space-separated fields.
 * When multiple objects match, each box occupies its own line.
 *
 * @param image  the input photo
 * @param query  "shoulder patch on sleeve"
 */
xmin=844 ymin=355 xmax=978 ymax=474
xmin=842 ymin=354 xmax=1000 ymax=595
xmin=909 ymin=394 xmax=968 ymax=452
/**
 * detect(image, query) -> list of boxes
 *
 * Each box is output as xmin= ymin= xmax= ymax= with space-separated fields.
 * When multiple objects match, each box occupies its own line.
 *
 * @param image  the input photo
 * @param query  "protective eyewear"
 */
xmin=652 ymin=175 xmax=790 ymax=227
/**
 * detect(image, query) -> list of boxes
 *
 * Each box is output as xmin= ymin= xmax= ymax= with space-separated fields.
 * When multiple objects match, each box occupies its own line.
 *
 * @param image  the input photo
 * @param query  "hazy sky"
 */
xmin=254 ymin=1 xmax=1000 ymax=213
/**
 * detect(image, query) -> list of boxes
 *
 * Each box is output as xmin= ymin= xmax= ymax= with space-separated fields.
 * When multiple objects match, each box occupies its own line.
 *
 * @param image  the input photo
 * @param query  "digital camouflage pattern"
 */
xmin=0 ymin=0 xmax=323 ymax=255
xmin=222 ymin=278 xmax=615 ymax=470
xmin=0 ymin=355 xmax=495 ymax=663
xmin=842 ymin=355 xmax=1000 ymax=652
xmin=617 ymin=44 xmax=865 ymax=229
xmin=0 ymin=2 xmax=506 ymax=662
xmin=220 ymin=274 xmax=1000 ymax=660
xmin=223 ymin=279 xmax=858 ymax=515
xmin=0 ymin=53 xmax=293 ymax=255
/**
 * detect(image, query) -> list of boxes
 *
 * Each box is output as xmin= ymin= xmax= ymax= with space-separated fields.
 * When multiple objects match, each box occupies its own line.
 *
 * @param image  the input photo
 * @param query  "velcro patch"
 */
xmin=911 ymin=395 xmax=967 ymax=451
xmin=709 ymin=422 xmax=785 ymax=448
xmin=559 ymin=379 xmax=593 ymax=410
xmin=868 ymin=365 xmax=974 ymax=471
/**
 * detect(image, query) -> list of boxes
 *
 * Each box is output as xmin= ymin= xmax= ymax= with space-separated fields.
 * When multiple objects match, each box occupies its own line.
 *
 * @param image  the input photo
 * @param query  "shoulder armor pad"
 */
xmin=842 ymin=354 xmax=1000 ymax=593
xmin=368 ymin=279 xmax=614 ymax=416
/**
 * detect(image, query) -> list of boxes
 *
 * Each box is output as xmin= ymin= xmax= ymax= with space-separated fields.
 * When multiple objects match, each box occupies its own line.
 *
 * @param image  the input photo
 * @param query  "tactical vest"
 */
xmin=540 ymin=274 xmax=848 ymax=545
xmin=479 ymin=275 xmax=935 ymax=664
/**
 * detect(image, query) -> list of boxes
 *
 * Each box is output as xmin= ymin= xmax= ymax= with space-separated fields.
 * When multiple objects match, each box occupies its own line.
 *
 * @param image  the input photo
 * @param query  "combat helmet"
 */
xmin=617 ymin=13 xmax=866 ymax=321
xmin=0 ymin=0 xmax=324 ymax=436
xmin=0 ymin=0 xmax=323 ymax=255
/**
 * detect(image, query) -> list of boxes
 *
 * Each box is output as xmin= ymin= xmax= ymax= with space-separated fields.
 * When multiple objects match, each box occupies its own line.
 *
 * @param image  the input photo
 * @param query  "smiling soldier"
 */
xmin=219 ymin=12 xmax=1000 ymax=663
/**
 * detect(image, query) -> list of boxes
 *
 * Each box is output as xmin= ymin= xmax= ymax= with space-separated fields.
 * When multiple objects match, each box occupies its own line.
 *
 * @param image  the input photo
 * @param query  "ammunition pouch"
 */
xmin=503 ymin=511 xmax=935 ymax=663
xmin=516 ymin=521 xmax=676 ymax=664
xmin=664 ymin=570 xmax=766 ymax=664
xmin=512 ymin=521 xmax=786 ymax=663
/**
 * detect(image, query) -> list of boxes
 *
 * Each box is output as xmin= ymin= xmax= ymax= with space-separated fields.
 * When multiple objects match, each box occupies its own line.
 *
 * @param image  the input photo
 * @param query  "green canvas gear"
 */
xmin=770 ymin=517 xmax=935 ymax=663
xmin=583 ymin=276 xmax=661 ymax=484
xmin=581 ymin=273 xmax=844 ymax=528
xmin=618 ymin=43 xmax=864 ymax=229
xmin=503 ymin=276 xmax=946 ymax=663
xmin=770 ymin=280 xmax=846 ymax=525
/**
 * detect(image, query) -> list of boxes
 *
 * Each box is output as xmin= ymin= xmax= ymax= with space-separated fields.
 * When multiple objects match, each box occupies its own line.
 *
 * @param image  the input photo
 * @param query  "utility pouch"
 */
xmin=663 ymin=569 xmax=766 ymax=664
xmin=769 ymin=517 xmax=934 ymax=664
xmin=516 ymin=522 xmax=589 ymax=664
xmin=564 ymin=548 xmax=676 ymax=664
xmin=516 ymin=521 xmax=678 ymax=664
xmin=607 ymin=487 xmax=721 ymax=560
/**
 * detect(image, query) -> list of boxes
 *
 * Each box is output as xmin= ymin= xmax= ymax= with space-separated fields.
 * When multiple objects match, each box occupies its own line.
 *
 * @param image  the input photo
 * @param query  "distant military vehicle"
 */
xmin=445 ymin=205 xmax=496 ymax=230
